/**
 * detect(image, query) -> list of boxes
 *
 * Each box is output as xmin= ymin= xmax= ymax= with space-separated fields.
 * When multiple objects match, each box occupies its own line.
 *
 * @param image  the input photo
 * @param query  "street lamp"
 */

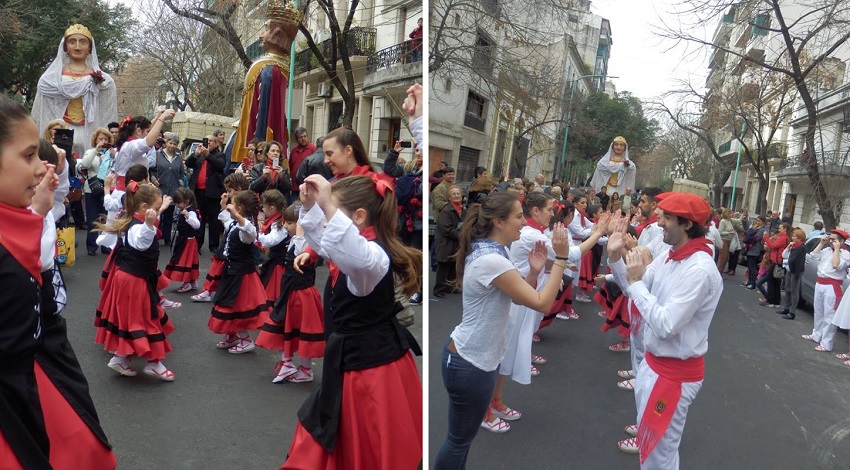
xmin=556 ymin=74 xmax=618 ymax=184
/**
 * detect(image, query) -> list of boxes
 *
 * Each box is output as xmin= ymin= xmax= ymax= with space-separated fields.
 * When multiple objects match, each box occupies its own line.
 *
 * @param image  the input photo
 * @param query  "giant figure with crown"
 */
xmin=231 ymin=0 xmax=301 ymax=167
xmin=32 ymin=24 xmax=118 ymax=155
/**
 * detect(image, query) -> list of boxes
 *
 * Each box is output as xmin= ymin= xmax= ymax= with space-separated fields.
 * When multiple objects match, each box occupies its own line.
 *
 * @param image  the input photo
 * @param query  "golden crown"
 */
xmin=64 ymin=24 xmax=93 ymax=41
xmin=267 ymin=0 xmax=302 ymax=25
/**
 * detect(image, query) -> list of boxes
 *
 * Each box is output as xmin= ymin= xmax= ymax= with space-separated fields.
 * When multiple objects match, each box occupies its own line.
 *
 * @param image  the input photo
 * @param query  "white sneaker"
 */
xmin=617 ymin=369 xmax=635 ymax=379
xmin=142 ymin=361 xmax=175 ymax=382
xmin=107 ymin=356 xmax=137 ymax=376
xmin=617 ymin=379 xmax=635 ymax=391
xmin=624 ymin=424 xmax=638 ymax=437
xmin=556 ymin=312 xmax=571 ymax=320
xmin=215 ymin=334 xmax=239 ymax=349
xmin=272 ymin=361 xmax=298 ymax=383
xmin=575 ymin=293 xmax=592 ymax=303
xmin=285 ymin=366 xmax=314 ymax=383
xmin=228 ymin=337 xmax=255 ymax=354
xmin=618 ymin=437 xmax=639 ymax=454
xmin=191 ymin=291 xmax=212 ymax=302
xmin=409 ymin=293 xmax=423 ymax=305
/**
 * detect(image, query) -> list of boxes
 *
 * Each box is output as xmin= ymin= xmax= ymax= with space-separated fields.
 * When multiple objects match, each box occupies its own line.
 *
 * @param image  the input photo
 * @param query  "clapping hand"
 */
xmin=625 ymin=245 xmax=651 ymax=284
xmin=528 ymin=240 xmax=548 ymax=274
xmin=551 ymin=222 xmax=569 ymax=258
xmin=31 ymin=163 xmax=58 ymax=216
xmin=220 ymin=192 xmax=229 ymax=211
xmin=160 ymin=195 xmax=173 ymax=213
xmin=594 ymin=274 xmax=606 ymax=289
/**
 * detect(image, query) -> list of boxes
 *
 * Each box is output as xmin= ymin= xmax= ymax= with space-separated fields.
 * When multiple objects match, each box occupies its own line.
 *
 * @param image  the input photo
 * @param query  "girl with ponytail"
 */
xmin=94 ymin=182 xmax=178 ymax=381
xmin=435 ymin=192 xmax=572 ymax=468
xmin=280 ymin=173 xmax=422 ymax=469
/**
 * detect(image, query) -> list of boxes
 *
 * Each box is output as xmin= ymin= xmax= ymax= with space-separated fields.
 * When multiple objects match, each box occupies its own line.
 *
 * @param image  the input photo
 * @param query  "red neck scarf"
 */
xmin=0 ymin=203 xmax=44 ymax=282
xmin=261 ymin=213 xmax=281 ymax=234
xmin=636 ymin=214 xmax=658 ymax=237
xmin=265 ymin=158 xmax=279 ymax=180
xmin=328 ymin=225 xmax=378 ymax=287
xmin=451 ymin=201 xmax=463 ymax=215
xmin=525 ymin=217 xmax=546 ymax=234
xmin=577 ymin=209 xmax=588 ymax=228
xmin=790 ymin=240 xmax=803 ymax=250
xmin=338 ymin=165 xmax=373 ymax=180
xmin=665 ymin=236 xmax=713 ymax=263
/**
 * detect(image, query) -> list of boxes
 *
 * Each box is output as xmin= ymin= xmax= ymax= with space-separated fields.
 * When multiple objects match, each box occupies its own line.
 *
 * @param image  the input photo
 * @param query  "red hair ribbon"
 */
xmin=120 ymin=115 xmax=132 ymax=129
xmin=370 ymin=173 xmax=394 ymax=198
xmin=127 ymin=181 xmax=139 ymax=194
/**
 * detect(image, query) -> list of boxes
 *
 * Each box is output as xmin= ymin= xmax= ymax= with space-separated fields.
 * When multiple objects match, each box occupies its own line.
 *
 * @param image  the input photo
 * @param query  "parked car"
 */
xmin=799 ymin=238 xmax=850 ymax=307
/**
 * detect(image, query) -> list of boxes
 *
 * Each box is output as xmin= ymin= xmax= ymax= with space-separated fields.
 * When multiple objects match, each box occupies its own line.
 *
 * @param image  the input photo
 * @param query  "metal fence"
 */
xmin=367 ymin=40 xmax=423 ymax=73
xmin=294 ymin=27 xmax=377 ymax=75
xmin=780 ymin=150 xmax=850 ymax=170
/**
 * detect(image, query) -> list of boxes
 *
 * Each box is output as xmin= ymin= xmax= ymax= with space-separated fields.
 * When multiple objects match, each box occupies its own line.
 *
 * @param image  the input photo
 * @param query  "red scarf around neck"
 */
xmin=328 ymin=225 xmax=378 ymax=287
xmin=261 ymin=213 xmax=281 ymax=234
xmin=132 ymin=212 xmax=162 ymax=239
xmin=665 ymin=236 xmax=713 ymax=263
xmin=577 ymin=209 xmax=588 ymax=228
xmin=636 ymin=214 xmax=658 ymax=237
xmin=339 ymin=165 xmax=373 ymax=180
xmin=525 ymin=217 xmax=546 ymax=234
xmin=451 ymin=201 xmax=463 ymax=216
xmin=0 ymin=203 xmax=44 ymax=282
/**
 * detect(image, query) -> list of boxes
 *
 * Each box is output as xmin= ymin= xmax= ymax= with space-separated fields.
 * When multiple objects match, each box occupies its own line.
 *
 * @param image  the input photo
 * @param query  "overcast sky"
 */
xmin=591 ymin=0 xmax=713 ymax=102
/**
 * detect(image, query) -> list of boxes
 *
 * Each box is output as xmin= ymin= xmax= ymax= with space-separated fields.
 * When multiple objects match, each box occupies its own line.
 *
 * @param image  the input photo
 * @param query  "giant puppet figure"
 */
xmin=32 ymin=24 xmax=118 ymax=156
xmin=590 ymin=135 xmax=637 ymax=196
xmin=232 ymin=0 xmax=301 ymax=167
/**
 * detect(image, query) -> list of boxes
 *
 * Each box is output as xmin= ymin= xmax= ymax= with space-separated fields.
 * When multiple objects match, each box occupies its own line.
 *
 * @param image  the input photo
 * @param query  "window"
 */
xmin=328 ymin=102 xmax=344 ymax=133
xmin=473 ymin=32 xmax=493 ymax=75
xmin=457 ymin=146 xmax=482 ymax=182
xmin=464 ymin=91 xmax=487 ymax=131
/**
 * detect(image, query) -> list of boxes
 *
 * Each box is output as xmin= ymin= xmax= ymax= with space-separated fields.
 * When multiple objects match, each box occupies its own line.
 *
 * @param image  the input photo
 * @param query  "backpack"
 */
xmin=396 ymin=171 xmax=422 ymax=233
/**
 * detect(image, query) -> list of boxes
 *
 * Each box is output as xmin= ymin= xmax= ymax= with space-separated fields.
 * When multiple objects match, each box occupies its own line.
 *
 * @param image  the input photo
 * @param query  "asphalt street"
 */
xmin=427 ymin=269 xmax=850 ymax=469
xmin=58 ymin=230 xmax=422 ymax=469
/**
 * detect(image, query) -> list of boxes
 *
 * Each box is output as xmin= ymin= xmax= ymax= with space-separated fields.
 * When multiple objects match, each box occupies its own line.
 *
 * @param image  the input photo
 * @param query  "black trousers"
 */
xmin=767 ymin=262 xmax=782 ymax=305
xmin=160 ymin=204 xmax=176 ymax=245
xmin=746 ymin=255 xmax=760 ymax=287
xmin=195 ymin=190 xmax=223 ymax=252
xmin=434 ymin=261 xmax=457 ymax=296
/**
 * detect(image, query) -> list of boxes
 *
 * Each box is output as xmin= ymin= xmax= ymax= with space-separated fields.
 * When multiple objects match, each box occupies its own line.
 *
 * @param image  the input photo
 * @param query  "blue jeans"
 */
xmin=84 ymin=192 xmax=105 ymax=253
xmin=434 ymin=341 xmax=499 ymax=470
xmin=756 ymin=271 xmax=770 ymax=298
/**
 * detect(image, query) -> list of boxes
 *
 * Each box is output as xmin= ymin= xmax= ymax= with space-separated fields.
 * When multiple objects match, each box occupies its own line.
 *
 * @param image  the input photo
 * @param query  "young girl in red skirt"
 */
xmin=164 ymin=187 xmax=201 ymax=293
xmin=95 ymin=182 xmax=177 ymax=381
xmin=208 ymin=189 xmax=272 ymax=353
xmin=257 ymin=202 xmax=325 ymax=384
xmin=0 ymin=96 xmax=117 ymax=469
xmin=281 ymin=174 xmax=422 ymax=470
xmin=257 ymin=189 xmax=290 ymax=301
xmin=191 ymin=173 xmax=249 ymax=302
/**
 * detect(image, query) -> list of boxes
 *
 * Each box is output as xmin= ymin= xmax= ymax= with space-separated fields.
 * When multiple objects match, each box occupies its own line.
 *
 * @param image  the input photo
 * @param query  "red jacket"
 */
xmin=765 ymin=233 xmax=789 ymax=264
xmin=289 ymin=143 xmax=317 ymax=188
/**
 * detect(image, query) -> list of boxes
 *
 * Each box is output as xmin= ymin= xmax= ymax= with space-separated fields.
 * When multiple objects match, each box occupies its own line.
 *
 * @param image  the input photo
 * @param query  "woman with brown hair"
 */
xmin=322 ymin=127 xmax=375 ymax=179
xmin=434 ymin=185 xmax=464 ymax=298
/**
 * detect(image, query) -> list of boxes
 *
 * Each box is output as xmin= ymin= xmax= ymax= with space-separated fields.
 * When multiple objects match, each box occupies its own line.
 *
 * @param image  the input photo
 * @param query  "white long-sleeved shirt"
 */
xmin=812 ymin=247 xmax=850 ymax=280
xmin=568 ymin=210 xmax=593 ymax=241
xmin=258 ymin=223 xmax=288 ymax=249
xmin=113 ymin=139 xmax=153 ymax=176
xmin=610 ymin=247 xmax=723 ymax=359
xmin=126 ymin=221 xmax=157 ymax=251
xmin=638 ymin=222 xmax=670 ymax=260
xmin=218 ymin=211 xmax=257 ymax=254
xmin=299 ymin=203 xmax=390 ymax=297
xmin=181 ymin=210 xmax=201 ymax=230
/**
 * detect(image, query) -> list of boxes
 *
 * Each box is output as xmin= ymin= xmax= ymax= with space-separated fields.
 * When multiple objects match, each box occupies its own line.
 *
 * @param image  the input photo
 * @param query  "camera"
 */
xmin=202 ymin=137 xmax=209 ymax=147
xmin=400 ymin=141 xmax=412 ymax=148
xmin=157 ymin=137 xmax=165 ymax=146
xmin=53 ymin=129 xmax=74 ymax=157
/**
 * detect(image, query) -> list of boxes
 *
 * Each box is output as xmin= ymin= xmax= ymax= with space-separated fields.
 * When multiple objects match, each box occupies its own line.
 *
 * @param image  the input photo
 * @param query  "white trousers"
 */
xmin=630 ymin=307 xmax=646 ymax=417
xmin=812 ymin=283 xmax=839 ymax=351
xmin=635 ymin=360 xmax=703 ymax=470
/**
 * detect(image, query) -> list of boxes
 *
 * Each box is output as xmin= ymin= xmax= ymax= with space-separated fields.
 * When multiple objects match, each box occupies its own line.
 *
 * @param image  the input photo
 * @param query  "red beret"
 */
xmin=657 ymin=192 xmax=711 ymax=225
xmin=655 ymin=192 xmax=673 ymax=202
xmin=830 ymin=229 xmax=850 ymax=240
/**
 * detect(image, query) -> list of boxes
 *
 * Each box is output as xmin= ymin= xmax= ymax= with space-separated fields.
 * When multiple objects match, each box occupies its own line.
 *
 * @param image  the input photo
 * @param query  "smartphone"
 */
xmin=400 ymin=141 xmax=412 ymax=148
xmin=102 ymin=143 xmax=112 ymax=150
xmin=272 ymin=157 xmax=280 ymax=169
xmin=202 ymin=137 xmax=209 ymax=147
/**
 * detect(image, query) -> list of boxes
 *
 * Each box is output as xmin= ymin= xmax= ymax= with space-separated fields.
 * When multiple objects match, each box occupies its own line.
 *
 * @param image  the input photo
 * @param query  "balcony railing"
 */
xmin=295 ymin=27 xmax=377 ymax=75
xmin=464 ymin=113 xmax=487 ymax=132
xmin=780 ymin=150 xmax=850 ymax=170
xmin=367 ymin=40 xmax=423 ymax=73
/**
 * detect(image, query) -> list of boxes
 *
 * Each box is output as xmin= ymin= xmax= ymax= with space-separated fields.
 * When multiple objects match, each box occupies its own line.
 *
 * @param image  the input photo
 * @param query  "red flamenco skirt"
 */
xmin=202 ymin=257 xmax=225 ymax=293
xmin=595 ymin=287 xmax=631 ymax=339
xmin=256 ymin=287 xmax=325 ymax=358
xmin=578 ymin=250 xmax=596 ymax=292
xmin=98 ymin=249 xmax=118 ymax=292
xmin=95 ymin=269 xmax=175 ymax=360
xmin=208 ymin=272 xmax=271 ymax=334
xmin=163 ymin=238 xmax=200 ymax=283
xmin=281 ymin=353 xmax=422 ymax=470
xmin=264 ymin=264 xmax=286 ymax=302
xmin=0 ymin=364 xmax=117 ymax=470
xmin=538 ymin=275 xmax=568 ymax=331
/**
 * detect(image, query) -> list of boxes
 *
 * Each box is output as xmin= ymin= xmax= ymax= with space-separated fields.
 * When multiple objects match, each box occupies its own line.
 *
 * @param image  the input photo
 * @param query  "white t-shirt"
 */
xmin=451 ymin=253 xmax=516 ymax=372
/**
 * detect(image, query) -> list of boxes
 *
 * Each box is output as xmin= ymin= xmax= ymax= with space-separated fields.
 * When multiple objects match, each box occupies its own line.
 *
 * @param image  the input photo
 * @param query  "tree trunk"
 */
xmin=799 ymin=85 xmax=838 ymax=229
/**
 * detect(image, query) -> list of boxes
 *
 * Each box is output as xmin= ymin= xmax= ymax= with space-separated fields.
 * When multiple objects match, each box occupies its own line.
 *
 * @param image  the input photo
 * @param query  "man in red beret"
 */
xmin=801 ymin=229 xmax=850 ymax=352
xmin=605 ymin=192 xmax=723 ymax=467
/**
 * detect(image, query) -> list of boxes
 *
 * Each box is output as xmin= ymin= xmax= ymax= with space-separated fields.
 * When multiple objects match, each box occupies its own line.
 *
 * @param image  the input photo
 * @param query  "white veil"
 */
xmin=589 ymin=142 xmax=636 ymax=194
xmin=31 ymin=34 xmax=118 ymax=154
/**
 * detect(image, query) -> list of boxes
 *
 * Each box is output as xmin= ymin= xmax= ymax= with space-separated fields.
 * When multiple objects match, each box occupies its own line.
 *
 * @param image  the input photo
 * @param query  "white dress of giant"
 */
xmin=32 ymin=36 xmax=118 ymax=155
xmin=589 ymin=143 xmax=636 ymax=196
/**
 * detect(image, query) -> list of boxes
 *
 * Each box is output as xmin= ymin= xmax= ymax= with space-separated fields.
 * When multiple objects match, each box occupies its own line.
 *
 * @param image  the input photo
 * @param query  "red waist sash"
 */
xmin=817 ymin=277 xmax=844 ymax=309
xmin=637 ymin=352 xmax=705 ymax=464
xmin=115 ymin=175 xmax=126 ymax=191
